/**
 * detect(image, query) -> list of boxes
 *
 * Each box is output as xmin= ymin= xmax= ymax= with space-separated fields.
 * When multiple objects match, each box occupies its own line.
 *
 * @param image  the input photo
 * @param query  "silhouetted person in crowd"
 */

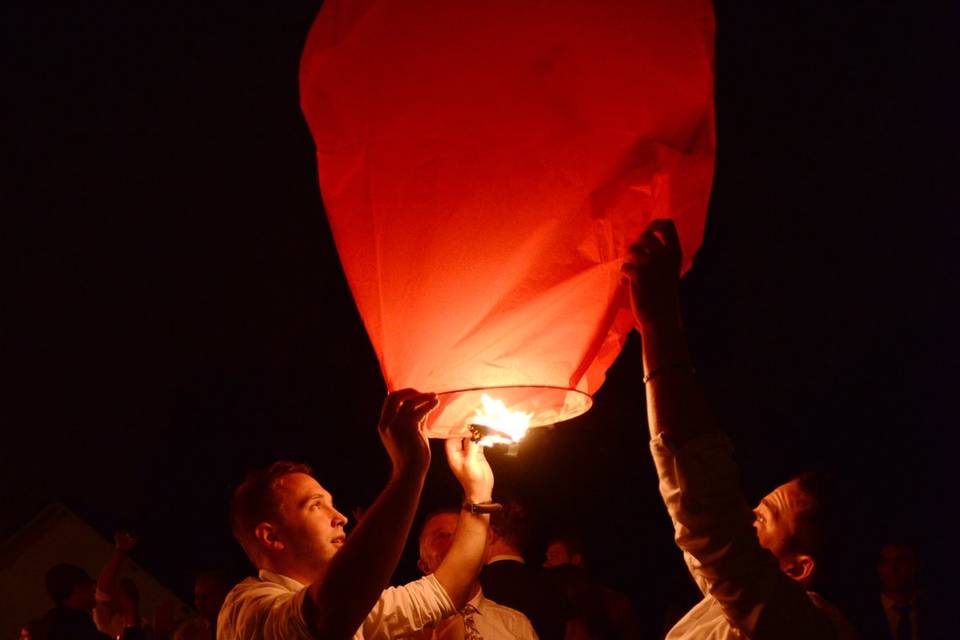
xmin=94 ymin=530 xmax=145 ymax=637
xmin=413 ymin=508 xmax=538 ymax=639
xmin=542 ymin=536 xmax=644 ymax=640
xmin=194 ymin=569 xmax=233 ymax=627
xmin=622 ymin=219 xmax=858 ymax=639
xmin=31 ymin=563 xmax=113 ymax=640
xmin=542 ymin=537 xmax=585 ymax=571
xmin=173 ymin=616 xmax=215 ymax=640
xmin=479 ymin=501 xmax=571 ymax=640
xmin=165 ymin=569 xmax=234 ymax=640
xmin=855 ymin=539 xmax=941 ymax=639
xmin=218 ymin=389 xmax=495 ymax=639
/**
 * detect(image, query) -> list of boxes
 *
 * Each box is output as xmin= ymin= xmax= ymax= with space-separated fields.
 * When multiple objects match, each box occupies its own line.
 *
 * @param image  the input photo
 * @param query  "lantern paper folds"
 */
xmin=300 ymin=0 xmax=715 ymax=438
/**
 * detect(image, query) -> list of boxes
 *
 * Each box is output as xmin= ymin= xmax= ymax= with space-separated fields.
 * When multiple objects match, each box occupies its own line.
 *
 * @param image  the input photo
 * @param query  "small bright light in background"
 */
xmin=470 ymin=393 xmax=533 ymax=447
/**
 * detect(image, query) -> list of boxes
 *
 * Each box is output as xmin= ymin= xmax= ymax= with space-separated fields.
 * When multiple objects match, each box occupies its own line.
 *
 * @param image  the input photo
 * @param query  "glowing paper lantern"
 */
xmin=300 ymin=0 xmax=715 ymax=438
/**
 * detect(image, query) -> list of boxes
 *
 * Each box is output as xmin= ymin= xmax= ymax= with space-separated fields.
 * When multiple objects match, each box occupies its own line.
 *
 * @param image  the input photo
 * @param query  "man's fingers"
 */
xmin=625 ymin=241 xmax=654 ymax=263
xmin=623 ymin=219 xmax=682 ymax=275
xmin=380 ymin=388 xmax=423 ymax=425
xmin=394 ymin=393 xmax=439 ymax=426
xmin=463 ymin=437 xmax=483 ymax=460
xmin=646 ymin=218 xmax=681 ymax=252
xmin=445 ymin=436 xmax=483 ymax=461
xmin=622 ymin=244 xmax=653 ymax=280
xmin=637 ymin=228 xmax=670 ymax=254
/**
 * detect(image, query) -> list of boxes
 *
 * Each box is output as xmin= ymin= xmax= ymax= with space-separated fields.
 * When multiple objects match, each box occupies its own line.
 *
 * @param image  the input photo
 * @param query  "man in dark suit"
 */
xmin=856 ymin=540 xmax=940 ymax=640
xmin=479 ymin=501 xmax=571 ymax=640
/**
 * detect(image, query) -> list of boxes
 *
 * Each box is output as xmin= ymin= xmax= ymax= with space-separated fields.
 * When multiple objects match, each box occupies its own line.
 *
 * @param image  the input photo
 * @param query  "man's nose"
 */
xmin=333 ymin=508 xmax=348 ymax=527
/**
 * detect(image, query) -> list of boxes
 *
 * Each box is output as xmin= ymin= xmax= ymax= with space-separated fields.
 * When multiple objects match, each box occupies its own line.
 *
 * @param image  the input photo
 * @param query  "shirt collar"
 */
xmin=487 ymin=554 xmax=525 ymax=564
xmin=258 ymin=569 xmax=307 ymax=592
xmin=463 ymin=589 xmax=485 ymax=616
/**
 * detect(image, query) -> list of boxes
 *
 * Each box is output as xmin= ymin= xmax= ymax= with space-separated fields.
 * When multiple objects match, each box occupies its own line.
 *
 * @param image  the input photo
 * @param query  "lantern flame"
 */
xmin=469 ymin=393 xmax=533 ymax=447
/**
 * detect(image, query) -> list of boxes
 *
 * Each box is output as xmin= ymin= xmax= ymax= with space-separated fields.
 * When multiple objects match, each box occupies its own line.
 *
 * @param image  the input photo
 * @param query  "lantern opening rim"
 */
xmin=419 ymin=385 xmax=593 ymax=439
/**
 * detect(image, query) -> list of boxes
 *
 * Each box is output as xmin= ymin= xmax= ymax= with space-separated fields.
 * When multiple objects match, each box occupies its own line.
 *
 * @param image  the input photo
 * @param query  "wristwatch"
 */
xmin=462 ymin=501 xmax=502 ymax=514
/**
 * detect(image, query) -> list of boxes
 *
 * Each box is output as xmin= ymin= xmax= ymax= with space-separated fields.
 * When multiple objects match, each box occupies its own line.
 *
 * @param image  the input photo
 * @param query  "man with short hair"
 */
xmin=857 ymin=539 xmax=940 ymax=640
xmin=541 ymin=536 xmax=644 ymax=640
xmin=416 ymin=509 xmax=538 ymax=639
xmin=218 ymin=389 xmax=495 ymax=640
xmin=32 ymin=563 xmax=113 ymax=640
xmin=542 ymin=537 xmax=585 ymax=570
xmin=874 ymin=542 xmax=919 ymax=640
xmin=479 ymin=501 xmax=570 ymax=640
xmin=622 ymin=219 xmax=856 ymax=639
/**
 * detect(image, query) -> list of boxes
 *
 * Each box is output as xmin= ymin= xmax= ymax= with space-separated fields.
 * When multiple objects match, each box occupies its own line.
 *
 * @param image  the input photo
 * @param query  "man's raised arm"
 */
xmin=621 ymin=219 xmax=717 ymax=445
xmin=304 ymin=389 xmax=438 ymax=639
xmin=431 ymin=437 xmax=495 ymax=608
xmin=622 ymin=220 xmax=835 ymax=639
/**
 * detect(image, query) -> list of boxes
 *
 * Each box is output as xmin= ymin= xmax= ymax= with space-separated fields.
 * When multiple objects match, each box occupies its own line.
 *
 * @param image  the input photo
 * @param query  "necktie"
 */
xmin=462 ymin=604 xmax=482 ymax=640
xmin=895 ymin=605 xmax=911 ymax=640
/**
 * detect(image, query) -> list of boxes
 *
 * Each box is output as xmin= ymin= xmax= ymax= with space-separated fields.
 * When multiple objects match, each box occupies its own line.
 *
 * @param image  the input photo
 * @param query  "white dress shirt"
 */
xmin=217 ymin=569 xmax=456 ymax=640
xmin=410 ymin=589 xmax=538 ymax=640
xmin=651 ymin=431 xmax=856 ymax=640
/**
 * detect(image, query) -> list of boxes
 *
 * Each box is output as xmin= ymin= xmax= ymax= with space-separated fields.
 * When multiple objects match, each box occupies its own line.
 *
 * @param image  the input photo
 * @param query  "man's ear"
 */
xmin=782 ymin=553 xmax=815 ymax=586
xmin=254 ymin=522 xmax=284 ymax=552
xmin=571 ymin=552 xmax=584 ymax=568
xmin=417 ymin=558 xmax=430 ymax=575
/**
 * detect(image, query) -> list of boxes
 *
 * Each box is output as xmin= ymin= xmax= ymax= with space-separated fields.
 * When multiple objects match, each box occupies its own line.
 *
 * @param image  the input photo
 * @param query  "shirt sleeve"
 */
xmin=516 ymin=612 xmax=539 ymax=640
xmin=217 ymin=581 xmax=312 ymax=640
xmin=359 ymin=574 xmax=457 ymax=639
xmin=650 ymin=431 xmax=837 ymax=639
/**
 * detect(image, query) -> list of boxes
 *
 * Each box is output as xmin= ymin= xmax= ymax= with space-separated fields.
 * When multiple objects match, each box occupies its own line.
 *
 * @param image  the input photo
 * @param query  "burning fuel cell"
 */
xmin=467 ymin=394 xmax=532 ymax=455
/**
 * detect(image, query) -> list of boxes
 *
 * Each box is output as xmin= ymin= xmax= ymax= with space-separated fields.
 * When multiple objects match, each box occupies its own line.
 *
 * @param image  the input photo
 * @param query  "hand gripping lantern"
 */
xmin=300 ymin=0 xmax=715 ymax=440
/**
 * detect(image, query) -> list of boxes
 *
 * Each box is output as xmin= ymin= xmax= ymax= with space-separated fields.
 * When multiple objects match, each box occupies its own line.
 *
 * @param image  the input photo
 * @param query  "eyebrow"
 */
xmin=300 ymin=493 xmax=329 ymax=508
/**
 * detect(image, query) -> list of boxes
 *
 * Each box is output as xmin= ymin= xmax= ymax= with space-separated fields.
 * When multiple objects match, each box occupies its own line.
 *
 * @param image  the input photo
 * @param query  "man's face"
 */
xmin=419 ymin=512 xmax=459 ymax=574
xmin=273 ymin=473 xmax=348 ymax=573
xmin=753 ymin=479 xmax=810 ymax=559
xmin=877 ymin=544 xmax=918 ymax=594
xmin=543 ymin=541 xmax=574 ymax=568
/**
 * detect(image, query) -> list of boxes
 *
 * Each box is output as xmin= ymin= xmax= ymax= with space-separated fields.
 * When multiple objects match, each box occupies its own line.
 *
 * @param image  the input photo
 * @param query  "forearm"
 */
xmin=433 ymin=509 xmax=491 ymax=608
xmin=97 ymin=549 xmax=126 ymax=594
xmin=641 ymin=318 xmax=760 ymax=607
xmin=642 ymin=316 xmax=758 ymax=573
xmin=639 ymin=316 xmax=717 ymax=445
xmin=305 ymin=468 xmax=426 ymax=638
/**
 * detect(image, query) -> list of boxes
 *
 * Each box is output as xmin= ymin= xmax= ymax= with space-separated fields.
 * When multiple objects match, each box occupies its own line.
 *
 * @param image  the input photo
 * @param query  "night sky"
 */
xmin=5 ymin=0 xmax=956 ymax=626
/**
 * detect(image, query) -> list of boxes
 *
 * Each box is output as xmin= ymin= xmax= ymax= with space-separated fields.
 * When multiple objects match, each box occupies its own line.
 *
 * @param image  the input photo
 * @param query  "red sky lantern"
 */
xmin=300 ymin=0 xmax=715 ymax=440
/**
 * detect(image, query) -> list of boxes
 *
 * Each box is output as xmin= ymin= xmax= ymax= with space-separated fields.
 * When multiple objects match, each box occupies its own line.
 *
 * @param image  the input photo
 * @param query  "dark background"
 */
xmin=5 ymin=0 xmax=956 ymax=630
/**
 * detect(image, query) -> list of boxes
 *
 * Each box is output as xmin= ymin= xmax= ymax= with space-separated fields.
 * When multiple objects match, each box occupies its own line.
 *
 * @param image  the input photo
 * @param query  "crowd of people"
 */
xmin=19 ymin=221 xmax=938 ymax=640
